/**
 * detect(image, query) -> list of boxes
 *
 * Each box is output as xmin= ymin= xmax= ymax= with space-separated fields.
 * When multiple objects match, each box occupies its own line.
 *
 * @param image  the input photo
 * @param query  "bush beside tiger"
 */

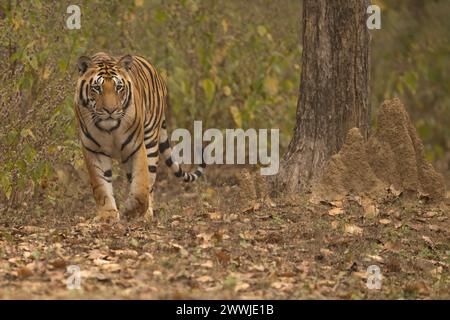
xmin=74 ymin=52 xmax=205 ymax=222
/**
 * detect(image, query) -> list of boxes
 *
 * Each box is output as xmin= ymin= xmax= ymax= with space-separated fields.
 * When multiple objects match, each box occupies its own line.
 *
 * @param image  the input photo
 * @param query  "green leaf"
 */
xmin=229 ymin=105 xmax=242 ymax=127
xmin=264 ymin=76 xmax=279 ymax=96
xmin=257 ymin=25 xmax=267 ymax=37
xmin=200 ymin=79 xmax=216 ymax=104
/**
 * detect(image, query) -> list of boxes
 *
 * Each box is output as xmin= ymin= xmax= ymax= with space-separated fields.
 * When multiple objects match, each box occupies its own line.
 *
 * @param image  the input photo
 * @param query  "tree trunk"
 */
xmin=274 ymin=0 xmax=371 ymax=193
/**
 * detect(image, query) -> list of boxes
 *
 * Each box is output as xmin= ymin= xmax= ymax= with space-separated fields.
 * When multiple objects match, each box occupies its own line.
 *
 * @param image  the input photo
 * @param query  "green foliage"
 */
xmin=0 ymin=0 xmax=300 ymax=208
xmin=0 ymin=0 xmax=448 ymax=209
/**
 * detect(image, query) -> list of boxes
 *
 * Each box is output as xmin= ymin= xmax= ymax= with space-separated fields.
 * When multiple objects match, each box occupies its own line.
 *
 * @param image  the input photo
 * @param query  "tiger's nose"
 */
xmin=104 ymin=106 xmax=118 ymax=114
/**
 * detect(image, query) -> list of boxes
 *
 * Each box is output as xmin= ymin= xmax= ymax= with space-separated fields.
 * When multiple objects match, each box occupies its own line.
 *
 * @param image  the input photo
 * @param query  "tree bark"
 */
xmin=274 ymin=0 xmax=371 ymax=193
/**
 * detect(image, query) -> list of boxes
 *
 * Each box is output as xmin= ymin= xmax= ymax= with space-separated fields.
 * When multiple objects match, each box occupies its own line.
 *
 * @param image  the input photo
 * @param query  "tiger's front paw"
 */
xmin=144 ymin=206 xmax=154 ymax=222
xmin=94 ymin=209 xmax=120 ymax=223
xmin=122 ymin=195 xmax=148 ymax=220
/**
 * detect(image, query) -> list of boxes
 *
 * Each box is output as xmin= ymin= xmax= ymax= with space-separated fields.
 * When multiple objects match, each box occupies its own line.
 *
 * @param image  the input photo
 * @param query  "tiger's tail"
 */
xmin=158 ymin=120 xmax=206 ymax=182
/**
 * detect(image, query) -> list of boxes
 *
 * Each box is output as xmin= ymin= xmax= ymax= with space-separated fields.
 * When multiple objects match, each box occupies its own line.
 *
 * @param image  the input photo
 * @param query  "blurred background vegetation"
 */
xmin=0 ymin=0 xmax=449 ymax=213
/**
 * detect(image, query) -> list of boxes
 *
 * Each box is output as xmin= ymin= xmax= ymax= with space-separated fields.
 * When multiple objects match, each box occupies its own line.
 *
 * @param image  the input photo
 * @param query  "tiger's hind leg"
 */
xmin=143 ymin=131 xmax=160 ymax=222
xmin=122 ymin=144 xmax=150 ymax=219
xmin=82 ymin=148 xmax=119 ymax=222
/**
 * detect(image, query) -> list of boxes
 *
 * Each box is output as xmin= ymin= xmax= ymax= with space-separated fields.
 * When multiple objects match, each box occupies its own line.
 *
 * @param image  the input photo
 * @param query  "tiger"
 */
xmin=74 ymin=52 xmax=205 ymax=222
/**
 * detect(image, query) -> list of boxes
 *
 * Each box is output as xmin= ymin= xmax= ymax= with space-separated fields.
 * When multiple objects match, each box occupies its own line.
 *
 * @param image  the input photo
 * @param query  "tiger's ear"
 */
xmin=118 ymin=55 xmax=133 ymax=71
xmin=77 ymin=56 xmax=92 ymax=75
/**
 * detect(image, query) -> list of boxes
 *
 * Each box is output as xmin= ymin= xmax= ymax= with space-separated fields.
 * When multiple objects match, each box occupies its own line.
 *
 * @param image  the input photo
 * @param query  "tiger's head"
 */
xmin=76 ymin=54 xmax=133 ymax=132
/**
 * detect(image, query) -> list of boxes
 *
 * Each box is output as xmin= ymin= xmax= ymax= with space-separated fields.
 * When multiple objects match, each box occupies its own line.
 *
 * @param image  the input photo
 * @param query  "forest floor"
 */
xmin=0 ymin=167 xmax=449 ymax=299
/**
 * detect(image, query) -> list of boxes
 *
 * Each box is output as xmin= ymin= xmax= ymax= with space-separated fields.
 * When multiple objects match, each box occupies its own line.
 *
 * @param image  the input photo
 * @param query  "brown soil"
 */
xmin=0 ymin=98 xmax=448 ymax=299
xmin=0 ymin=165 xmax=448 ymax=299
xmin=313 ymin=98 xmax=446 ymax=203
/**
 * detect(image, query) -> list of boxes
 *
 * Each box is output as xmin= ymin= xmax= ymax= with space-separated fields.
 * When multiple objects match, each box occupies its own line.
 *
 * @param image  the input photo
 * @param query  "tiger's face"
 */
xmin=76 ymin=55 xmax=133 ymax=132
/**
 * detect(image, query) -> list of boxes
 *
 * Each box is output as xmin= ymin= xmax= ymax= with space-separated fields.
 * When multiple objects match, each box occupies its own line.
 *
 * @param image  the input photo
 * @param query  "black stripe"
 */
xmin=194 ymin=170 xmax=202 ymax=177
xmin=123 ymin=81 xmax=132 ymax=110
xmin=80 ymin=123 xmax=100 ymax=147
xmin=85 ymin=85 xmax=89 ymax=105
xmin=145 ymin=140 xmax=157 ymax=149
xmin=147 ymin=151 xmax=159 ymax=158
xmin=165 ymin=157 xmax=173 ymax=167
xmin=144 ymin=124 xmax=153 ymax=135
xmin=159 ymin=140 xmax=170 ymax=153
xmin=137 ymin=58 xmax=155 ymax=82
xmin=142 ymin=84 xmax=149 ymax=110
xmin=138 ymin=60 xmax=161 ymax=111
xmin=148 ymin=165 xmax=157 ymax=173
xmin=124 ymin=110 xmax=138 ymax=134
xmin=126 ymin=173 xmax=132 ymax=183
xmin=174 ymin=168 xmax=183 ymax=177
xmin=122 ymin=143 xmax=141 ymax=164
xmin=143 ymin=116 xmax=151 ymax=128
xmin=121 ymin=124 xmax=139 ymax=150
xmin=82 ymin=142 xmax=111 ymax=158
xmin=145 ymin=116 xmax=160 ymax=136
xmin=79 ymin=80 xmax=86 ymax=105
xmin=99 ymin=175 xmax=112 ymax=183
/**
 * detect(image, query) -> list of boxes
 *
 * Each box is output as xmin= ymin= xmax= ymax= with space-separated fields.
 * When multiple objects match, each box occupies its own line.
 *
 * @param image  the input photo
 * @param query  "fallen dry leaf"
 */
xmin=331 ymin=221 xmax=339 ymax=229
xmin=197 ymin=275 xmax=214 ymax=283
xmin=208 ymin=212 xmax=222 ymax=220
xmin=394 ymin=221 xmax=403 ymax=229
xmin=215 ymin=250 xmax=231 ymax=266
xmin=49 ymin=259 xmax=67 ymax=269
xmin=367 ymin=254 xmax=384 ymax=262
xmin=170 ymin=243 xmax=189 ymax=257
xmin=271 ymin=281 xmax=293 ymax=291
xmin=362 ymin=199 xmax=379 ymax=218
xmin=328 ymin=207 xmax=344 ymax=216
xmin=93 ymin=258 xmax=110 ymax=266
xmin=242 ymin=202 xmax=261 ymax=213
xmin=344 ymin=224 xmax=363 ymax=236
xmin=330 ymin=200 xmax=343 ymax=207
xmin=388 ymin=184 xmax=402 ymax=197
xmin=249 ymin=264 xmax=265 ymax=272
xmin=17 ymin=266 xmax=33 ymax=279
xmin=88 ymin=249 xmax=107 ymax=260
xmin=424 ymin=211 xmax=438 ymax=218
xmin=320 ymin=248 xmax=333 ymax=257
xmin=22 ymin=226 xmax=45 ymax=234
xmin=384 ymin=241 xmax=402 ymax=252
xmin=101 ymin=263 xmax=121 ymax=272
xmin=428 ymin=225 xmax=440 ymax=231
xmin=234 ymin=282 xmax=250 ymax=292
xmin=422 ymin=236 xmax=434 ymax=247
xmin=200 ymin=260 xmax=214 ymax=268
xmin=196 ymin=232 xmax=214 ymax=245
xmin=114 ymin=249 xmax=138 ymax=258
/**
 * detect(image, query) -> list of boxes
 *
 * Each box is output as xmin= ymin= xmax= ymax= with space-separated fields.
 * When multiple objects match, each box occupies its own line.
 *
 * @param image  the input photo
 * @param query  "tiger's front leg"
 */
xmin=122 ymin=145 xmax=150 ymax=219
xmin=82 ymin=148 xmax=119 ymax=222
